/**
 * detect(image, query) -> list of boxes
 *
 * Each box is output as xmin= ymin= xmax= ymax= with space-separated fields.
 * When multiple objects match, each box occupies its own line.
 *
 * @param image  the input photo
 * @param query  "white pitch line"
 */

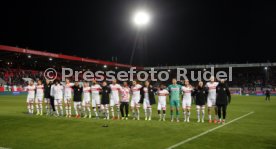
xmin=166 ymin=111 xmax=255 ymax=149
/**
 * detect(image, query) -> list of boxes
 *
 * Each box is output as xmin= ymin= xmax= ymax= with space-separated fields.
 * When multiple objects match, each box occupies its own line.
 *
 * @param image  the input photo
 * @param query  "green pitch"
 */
xmin=0 ymin=95 xmax=275 ymax=149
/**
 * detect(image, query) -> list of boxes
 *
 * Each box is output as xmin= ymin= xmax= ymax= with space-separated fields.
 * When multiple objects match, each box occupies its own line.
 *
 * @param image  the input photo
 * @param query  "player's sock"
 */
xmin=75 ymin=108 xmax=79 ymax=116
xmin=31 ymin=104 xmax=34 ymax=114
xmin=183 ymin=111 xmax=186 ymax=121
xmin=144 ymin=109 xmax=148 ymax=119
xmin=93 ymin=108 xmax=98 ymax=117
xmin=65 ymin=106 xmax=68 ymax=116
xmin=56 ymin=106 xmax=59 ymax=115
xmin=82 ymin=106 xmax=86 ymax=116
xmin=27 ymin=105 xmax=31 ymax=113
xmin=59 ymin=105 xmax=63 ymax=116
xmin=110 ymin=107 xmax=115 ymax=118
xmin=98 ymin=106 xmax=101 ymax=114
xmin=201 ymin=109 xmax=205 ymax=121
xmin=106 ymin=108 xmax=110 ymax=119
xmin=187 ymin=111 xmax=190 ymax=121
xmin=36 ymin=104 xmax=40 ymax=114
xmin=40 ymin=103 xmax=43 ymax=114
xmin=132 ymin=109 xmax=136 ymax=118
xmin=176 ymin=110 xmax=179 ymax=121
xmin=170 ymin=110 xmax=173 ymax=120
xmin=87 ymin=107 xmax=91 ymax=116
xmin=68 ymin=105 xmax=72 ymax=116
xmin=137 ymin=110 xmax=140 ymax=120
xmin=208 ymin=114 xmax=212 ymax=120
xmin=45 ymin=104 xmax=48 ymax=114
xmin=149 ymin=108 xmax=152 ymax=119
xmin=162 ymin=110 xmax=166 ymax=120
xmin=117 ymin=106 xmax=120 ymax=118
xmin=197 ymin=109 xmax=200 ymax=121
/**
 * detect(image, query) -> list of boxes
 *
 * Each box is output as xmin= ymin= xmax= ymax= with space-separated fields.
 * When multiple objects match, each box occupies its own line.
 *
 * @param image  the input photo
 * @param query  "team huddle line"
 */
xmin=25 ymin=76 xmax=231 ymax=123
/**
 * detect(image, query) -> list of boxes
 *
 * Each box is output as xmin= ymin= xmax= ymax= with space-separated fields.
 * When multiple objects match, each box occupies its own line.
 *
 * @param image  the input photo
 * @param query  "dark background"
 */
xmin=0 ymin=0 xmax=275 ymax=66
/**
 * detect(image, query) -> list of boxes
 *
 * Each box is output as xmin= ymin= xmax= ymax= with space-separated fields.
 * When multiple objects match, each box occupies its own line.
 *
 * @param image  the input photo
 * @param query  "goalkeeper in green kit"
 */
xmin=167 ymin=78 xmax=182 ymax=122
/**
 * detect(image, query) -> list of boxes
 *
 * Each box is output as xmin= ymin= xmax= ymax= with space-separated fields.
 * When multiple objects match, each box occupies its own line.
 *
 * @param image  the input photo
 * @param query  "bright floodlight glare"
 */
xmin=133 ymin=11 xmax=150 ymax=26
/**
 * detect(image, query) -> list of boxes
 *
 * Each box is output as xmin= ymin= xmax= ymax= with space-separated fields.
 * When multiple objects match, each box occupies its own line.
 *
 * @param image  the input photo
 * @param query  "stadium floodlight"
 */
xmin=133 ymin=11 xmax=150 ymax=27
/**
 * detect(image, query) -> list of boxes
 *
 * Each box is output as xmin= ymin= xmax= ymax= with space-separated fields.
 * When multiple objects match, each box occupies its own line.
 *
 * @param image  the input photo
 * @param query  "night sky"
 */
xmin=0 ymin=0 xmax=275 ymax=66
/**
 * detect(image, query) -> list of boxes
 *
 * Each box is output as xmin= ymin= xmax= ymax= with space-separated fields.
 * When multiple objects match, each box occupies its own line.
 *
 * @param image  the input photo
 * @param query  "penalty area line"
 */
xmin=166 ymin=111 xmax=255 ymax=149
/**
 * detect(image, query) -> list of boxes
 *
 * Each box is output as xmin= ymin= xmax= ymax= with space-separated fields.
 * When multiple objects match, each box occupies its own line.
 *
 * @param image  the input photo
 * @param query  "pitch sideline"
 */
xmin=166 ymin=111 xmax=255 ymax=149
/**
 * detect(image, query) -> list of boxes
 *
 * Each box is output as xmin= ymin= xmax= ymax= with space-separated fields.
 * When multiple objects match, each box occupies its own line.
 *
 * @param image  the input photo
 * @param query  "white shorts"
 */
xmin=35 ymin=97 xmax=43 ymax=103
xmin=92 ymin=95 xmax=101 ymax=105
xmin=74 ymin=101 xmax=82 ymax=108
xmin=54 ymin=99 xmax=63 ymax=106
xmin=101 ymin=104 xmax=109 ymax=110
xmin=182 ymin=98 xmax=192 ymax=109
xmin=130 ymin=97 xmax=140 ymax=108
xmin=44 ymin=98 xmax=50 ymax=103
xmin=63 ymin=97 xmax=71 ymax=104
xmin=110 ymin=97 xmax=120 ymax=107
xmin=82 ymin=99 xmax=91 ymax=106
xmin=64 ymin=95 xmax=72 ymax=100
xmin=26 ymin=98 xmax=34 ymax=103
xmin=157 ymin=99 xmax=166 ymax=110
xmin=196 ymin=105 xmax=205 ymax=109
xmin=207 ymin=97 xmax=216 ymax=107
xmin=143 ymin=98 xmax=151 ymax=109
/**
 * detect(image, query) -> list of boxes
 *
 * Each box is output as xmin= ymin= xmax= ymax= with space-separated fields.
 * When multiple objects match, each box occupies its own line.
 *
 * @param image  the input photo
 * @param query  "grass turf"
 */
xmin=0 ymin=95 xmax=275 ymax=149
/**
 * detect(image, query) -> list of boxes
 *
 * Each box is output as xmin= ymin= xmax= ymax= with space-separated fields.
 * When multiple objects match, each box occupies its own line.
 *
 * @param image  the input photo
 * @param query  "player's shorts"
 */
xmin=44 ymin=98 xmax=50 ymax=103
xmin=35 ymin=97 xmax=43 ymax=104
xmin=26 ymin=97 xmax=34 ymax=103
xmin=101 ymin=104 xmax=109 ymax=110
xmin=92 ymin=95 xmax=101 ymax=106
xmin=143 ymin=98 xmax=151 ymax=109
xmin=74 ymin=101 xmax=82 ymax=108
xmin=182 ymin=98 xmax=192 ymax=109
xmin=63 ymin=96 xmax=72 ymax=104
xmin=54 ymin=99 xmax=63 ymax=106
xmin=130 ymin=97 xmax=140 ymax=108
xmin=82 ymin=99 xmax=91 ymax=106
xmin=110 ymin=97 xmax=120 ymax=107
xmin=207 ymin=97 xmax=216 ymax=107
xmin=196 ymin=105 xmax=205 ymax=109
xmin=157 ymin=99 xmax=166 ymax=110
xmin=170 ymin=99 xmax=180 ymax=108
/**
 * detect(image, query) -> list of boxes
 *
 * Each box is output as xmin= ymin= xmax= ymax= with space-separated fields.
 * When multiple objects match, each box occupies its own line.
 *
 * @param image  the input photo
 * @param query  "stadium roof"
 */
xmin=144 ymin=63 xmax=276 ymax=70
xmin=0 ymin=45 xmax=143 ymax=69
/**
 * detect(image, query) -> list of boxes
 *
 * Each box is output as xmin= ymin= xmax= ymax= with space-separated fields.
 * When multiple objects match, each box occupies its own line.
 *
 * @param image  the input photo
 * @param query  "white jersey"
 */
xmin=51 ymin=84 xmax=64 ymax=100
xmin=91 ymin=84 xmax=102 ymax=95
xmin=158 ymin=89 xmax=169 ymax=101
xmin=109 ymin=84 xmax=121 ymax=100
xmin=206 ymin=82 xmax=219 ymax=98
xmin=157 ymin=89 xmax=169 ymax=110
xmin=131 ymin=84 xmax=142 ymax=99
xmin=143 ymin=87 xmax=149 ymax=99
xmin=83 ymin=87 xmax=91 ymax=101
xmin=36 ymin=85 xmax=44 ymax=98
xmin=26 ymin=85 xmax=36 ymax=99
xmin=182 ymin=86 xmax=193 ymax=100
xmin=64 ymin=83 xmax=74 ymax=98
xmin=120 ymin=87 xmax=130 ymax=102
